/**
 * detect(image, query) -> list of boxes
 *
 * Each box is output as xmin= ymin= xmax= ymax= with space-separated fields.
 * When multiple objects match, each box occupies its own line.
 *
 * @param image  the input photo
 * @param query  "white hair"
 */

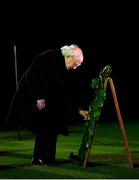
xmin=61 ymin=44 xmax=79 ymax=57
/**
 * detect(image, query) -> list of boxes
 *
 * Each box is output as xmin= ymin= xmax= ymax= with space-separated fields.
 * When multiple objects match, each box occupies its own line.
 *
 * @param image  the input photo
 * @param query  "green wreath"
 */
xmin=77 ymin=65 xmax=112 ymax=161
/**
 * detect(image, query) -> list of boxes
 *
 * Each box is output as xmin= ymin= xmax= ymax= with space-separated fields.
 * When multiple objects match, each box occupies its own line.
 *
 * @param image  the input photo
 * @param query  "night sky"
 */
xmin=0 ymin=6 xmax=138 ymax=127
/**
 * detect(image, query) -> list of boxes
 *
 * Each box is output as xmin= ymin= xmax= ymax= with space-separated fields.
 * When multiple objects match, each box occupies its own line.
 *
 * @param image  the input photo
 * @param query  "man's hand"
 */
xmin=79 ymin=109 xmax=89 ymax=120
xmin=36 ymin=99 xmax=46 ymax=110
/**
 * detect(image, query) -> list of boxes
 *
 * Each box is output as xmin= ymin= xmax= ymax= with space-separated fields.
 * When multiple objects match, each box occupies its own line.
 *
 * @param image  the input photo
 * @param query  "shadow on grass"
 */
xmin=0 ymin=157 xmax=139 ymax=178
xmin=0 ymin=165 xmax=14 ymax=170
xmin=0 ymin=167 xmax=75 ymax=179
xmin=133 ymin=163 xmax=139 ymax=168
xmin=80 ymin=161 xmax=108 ymax=167
xmin=0 ymin=163 xmax=33 ymax=171
xmin=0 ymin=150 xmax=31 ymax=160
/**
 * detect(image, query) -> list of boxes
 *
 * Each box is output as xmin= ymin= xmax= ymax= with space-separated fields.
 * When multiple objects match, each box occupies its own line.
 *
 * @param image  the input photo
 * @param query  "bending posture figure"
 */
xmin=7 ymin=44 xmax=88 ymax=165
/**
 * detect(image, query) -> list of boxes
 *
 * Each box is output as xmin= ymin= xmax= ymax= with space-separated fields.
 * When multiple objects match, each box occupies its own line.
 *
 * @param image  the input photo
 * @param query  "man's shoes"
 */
xmin=32 ymin=158 xmax=47 ymax=165
xmin=32 ymin=158 xmax=56 ymax=165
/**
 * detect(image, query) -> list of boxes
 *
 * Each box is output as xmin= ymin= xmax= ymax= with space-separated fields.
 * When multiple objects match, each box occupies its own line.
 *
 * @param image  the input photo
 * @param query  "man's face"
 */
xmin=72 ymin=53 xmax=83 ymax=69
xmin=65 ymin=56 xmax=83 ymax=70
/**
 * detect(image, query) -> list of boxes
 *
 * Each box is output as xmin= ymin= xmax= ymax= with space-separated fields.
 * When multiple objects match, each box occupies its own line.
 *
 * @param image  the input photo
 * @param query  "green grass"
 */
xmin=0 ymin=121 xmax=139 ymax=179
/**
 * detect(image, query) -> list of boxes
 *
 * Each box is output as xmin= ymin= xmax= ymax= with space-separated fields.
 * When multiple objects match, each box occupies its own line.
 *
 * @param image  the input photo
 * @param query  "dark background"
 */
xmin=0 ymin=4 xmax=138 ymax=128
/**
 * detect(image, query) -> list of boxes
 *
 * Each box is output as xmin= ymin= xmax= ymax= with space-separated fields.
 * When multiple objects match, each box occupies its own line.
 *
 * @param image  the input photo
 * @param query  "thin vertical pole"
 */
xmin=13 ymin=44 xmax=21 ymax=140
xmin=14 ymin=44 xmax=18 ymax=90
xmin=109 ymin=78 xmax=133 ymax=168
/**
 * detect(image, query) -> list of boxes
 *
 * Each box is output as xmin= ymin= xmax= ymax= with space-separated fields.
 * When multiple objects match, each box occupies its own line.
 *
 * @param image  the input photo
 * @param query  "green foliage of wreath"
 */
xmin=78 ymin=65 xmax=112 ymax=161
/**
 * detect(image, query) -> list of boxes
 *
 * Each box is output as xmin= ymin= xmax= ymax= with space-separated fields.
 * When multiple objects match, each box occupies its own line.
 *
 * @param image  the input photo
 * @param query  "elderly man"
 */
xmin=7 ymin=44 xmax=88 ymax=165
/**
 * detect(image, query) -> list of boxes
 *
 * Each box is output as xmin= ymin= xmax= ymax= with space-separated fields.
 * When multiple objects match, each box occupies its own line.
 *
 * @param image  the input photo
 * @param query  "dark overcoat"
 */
xmin=6 ymin=49 xmax=72 ymax=135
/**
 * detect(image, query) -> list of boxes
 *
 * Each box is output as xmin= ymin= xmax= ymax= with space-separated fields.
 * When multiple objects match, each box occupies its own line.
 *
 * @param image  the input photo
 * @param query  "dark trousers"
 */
xmin=33 ymin=129 xmax=58 ymax=163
